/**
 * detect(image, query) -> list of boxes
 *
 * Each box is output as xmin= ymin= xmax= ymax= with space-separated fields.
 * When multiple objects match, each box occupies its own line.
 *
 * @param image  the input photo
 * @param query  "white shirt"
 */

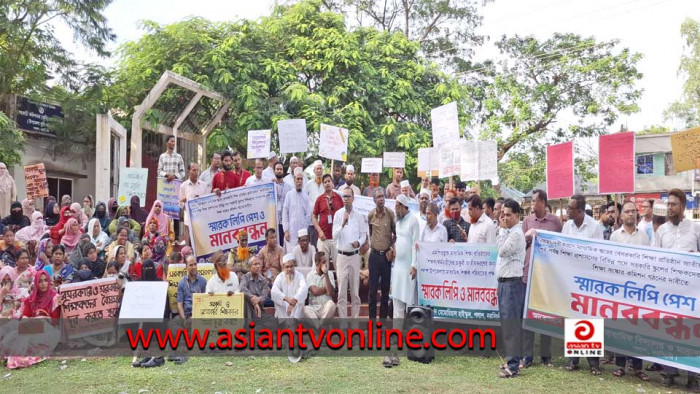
xmin=392 ymin=214 xmax=421 ymax=304
xmin=282 ymin=189 xmax=312 ymax=249
xmin=467 ymin=212 xmax=497 ymax=244
xmin=304 ymin=179 xmax=324 ymax=211
xmin=205 ymin=273 xmax=240 ymax=294
xmin=179 ymin=178 xmax=209 ymax=226
xmin=654 ymin=218 xmax=700 ymax=252
xmin=198 ymin=166 xmax=219 ymax=191
xmin=244 ymin=175 xmax=267 ymax=187
xmin=495 ymin=224 xmax=526 ymax=279
xmin=271 ymin=270 xmax=308 ymax=318
xmin=420 ymin=222 xmax=448 ymax=243
xmin=292 ymin=244 xmax=316 ymax=268
xmin=306 ymin=270 xmax=335 ymax=310
xmin=283 ymin=173 xmax=295 ymax=189
xmin=414 ymin=211 xmax=427 ymax=236
xmin=338 ymin=183 xmax=361 ymax=197
xmin=262 ymin=167 xmax=276 ymax=182
xmin=562 ymin=214 xmax=605 ymax=240
xmin=332 ymin=207 xmax=368 ymax=252
xmin=637 ymin=216 xmax=653 ymax=233
xmin=610 ymin=226 xmax=650 ymax=246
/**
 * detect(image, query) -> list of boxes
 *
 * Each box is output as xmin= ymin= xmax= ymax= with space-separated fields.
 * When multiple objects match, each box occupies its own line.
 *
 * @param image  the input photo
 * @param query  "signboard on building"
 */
xmin=15 ymin=96 xmax=63 ymax=135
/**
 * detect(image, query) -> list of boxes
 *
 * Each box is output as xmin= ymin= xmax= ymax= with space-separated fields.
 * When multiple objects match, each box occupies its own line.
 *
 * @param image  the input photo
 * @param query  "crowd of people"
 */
xmin=0 ymin=135 xmax=696 ymax=389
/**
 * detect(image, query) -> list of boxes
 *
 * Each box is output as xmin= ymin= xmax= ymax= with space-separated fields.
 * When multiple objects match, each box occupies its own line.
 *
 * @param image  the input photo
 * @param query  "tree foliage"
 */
xmin=0 ymin=112 xmax=25 ymax=166
xmin=665 ymin=18 xmax=700 ymax=128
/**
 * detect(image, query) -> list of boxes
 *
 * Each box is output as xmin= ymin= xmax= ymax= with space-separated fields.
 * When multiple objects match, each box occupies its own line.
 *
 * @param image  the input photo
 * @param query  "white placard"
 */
xmin=117 ymin=168 xmax=148 ymax=207
xmin=431 ymin=102 xmax=460 ymax=148
xmin=439 ymin=146 xmax=461 ymax=178
xmin=119 ymin=281 xmax=169 ymax=322
xmin=418 ymin=147 xmax=440 ymax=177
xmin=319 ymin=124 xmax=349 ymax=162
xmin=418 ymin=148 xmax=431 ymax=173
xmin=278 ymin=119 xmax=308 ymax=154
xmin=361 ymin=158 xmax=383 ymax=173
xmin=247 ymin=129 xmax=271 ymax=159
xmin=382 ymin=152 xmax=406 ymax=168
xmin=460 ymin=140 xmax=498 ymax=181
xmin=460 ymin=141 xmax=478 ymax=181
xmin=478 ymin=140 xmax=498 ymax=181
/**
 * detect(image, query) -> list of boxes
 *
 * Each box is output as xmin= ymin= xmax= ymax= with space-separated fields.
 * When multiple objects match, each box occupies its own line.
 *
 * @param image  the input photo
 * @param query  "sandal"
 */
xmin=590 ymin=366 xmax=602 ymax=376
xmin=565 ymin=363 xmax=579 ymax=371
xmin=499 ymin=368 xmax=519 ymax=378
xmin=612 ymin=368 xmax=625 ymax=377
xmin=634 ymin=371 xmax=650 ymax=382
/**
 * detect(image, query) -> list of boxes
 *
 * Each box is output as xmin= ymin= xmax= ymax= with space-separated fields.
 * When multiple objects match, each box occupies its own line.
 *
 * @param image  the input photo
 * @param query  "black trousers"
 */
xmin=368 ymin=251 xmax=391 ymax=319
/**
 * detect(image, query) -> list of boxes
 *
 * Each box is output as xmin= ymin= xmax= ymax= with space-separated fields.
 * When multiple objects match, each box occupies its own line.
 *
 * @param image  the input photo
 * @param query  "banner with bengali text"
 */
xmin=59 ymin=278 xmax=120 ymax=339
xmin=524 ymin=231 xmax=700 ymax=373
xmin=166 ymin=263 xmax=216 ymax=312
xmin=156 ymin=178 xmax=182 ymax=220
xmin=416 ymin=242 xmax=499 ymax=322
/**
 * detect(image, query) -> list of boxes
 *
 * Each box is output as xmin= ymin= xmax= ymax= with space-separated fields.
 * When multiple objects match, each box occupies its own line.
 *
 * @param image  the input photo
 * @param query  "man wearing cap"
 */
xmin=262 ymin=152 xmax=278 ymax=181
xmin=338 ymin=165 xmax=361 ymax=197
xmin=283 ymin=156 xmax=301 ymax=189
xmin=292 ymin=229 xmax=316 ymax=268
xmin=332 ymin=187 xmax=367 ymax=318
xmin=244 ymin=158 xmax=268 ymax=187
xmin=282 ymin=169 xmax=312 ymax=253
xmin=304 ymin=160 xmax=325 ymax=209
xmin=392 ymin=194 xmax=420 ymax=319
xmin=399 ymin=180 xmax=415 ymax=202
xmin=386 ymin=168 xmax=415 ymax=199
xmin=363 ymin=173 xmax=381 ymax=197
xmin=367 ymin=187 xmax=396 ymax=320
xmin=415 ymin=189 xmax=430 ymax=235
xmin=313 ymin=174 xmax=343 ymax=268
xmin=271 ymin=254 xmax=308 ymax=319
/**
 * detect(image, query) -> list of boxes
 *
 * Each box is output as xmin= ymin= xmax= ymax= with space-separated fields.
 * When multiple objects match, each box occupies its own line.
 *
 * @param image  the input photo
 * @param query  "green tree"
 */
xmin=665 ymin=18 xmax=700 ymax=128
xmin=0 ymin=113 xmax=25 ymax=166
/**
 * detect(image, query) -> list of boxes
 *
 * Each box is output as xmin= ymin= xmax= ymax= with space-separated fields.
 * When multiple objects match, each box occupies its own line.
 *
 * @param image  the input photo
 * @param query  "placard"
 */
xmin=24 ymin=163 xmax=48 ymax=199
xmin=417 ymin=148 xmax=439 ymax=178
xmin=156 ymin=178 xmax=182 ymax=220
xmin=546 ymin=142 xmax=574 ymax=200
xmin=119 ymin=281 xmax=169 ymax=322
xmin=166 ymin=263 xmax=216 ymax=312
xmin=361 ymin=158 xmax=383 ymax=173
xmin=598 ymin=132 xmax=635 ymax=194
xmin=353 ymin=195 xmax=419 ymax=217
xmin=192 ymin=293 xmax=245 ymax=334
xmin=117 ymin=168 xmax=148 ymax=207
xmin=431 ymin=102 xmax=460 ymax=148
xmin=59 ymin=278 xmax=120 ymax=339
xmin=278 ymin=119 xmax=308 ymax=154
xmin=318 ymin=124 xmax=348 ymax=162
xmin=438 ymin=146 xmax=461 ymax=178
xmin=460 ymin=140 xmax=498 ymax=181
xmin=670 ymin=127 xmax=700 ymax=173
xmin=383 ymin=152 xmax=406 ymax=168
xmin=247 ymin=129 xmax=272 ymax=159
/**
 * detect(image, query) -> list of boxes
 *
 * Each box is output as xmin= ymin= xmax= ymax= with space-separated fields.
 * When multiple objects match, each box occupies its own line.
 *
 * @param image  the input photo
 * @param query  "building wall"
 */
xmin=634 ymin=134 xmax=698 ymax=193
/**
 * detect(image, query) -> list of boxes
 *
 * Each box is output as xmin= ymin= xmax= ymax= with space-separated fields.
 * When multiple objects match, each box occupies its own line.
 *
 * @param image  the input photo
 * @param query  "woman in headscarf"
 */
xmin=104 ymin=227 xmax=135 ymax=262
xmin=1 ymin=201 xmax=30 ymax=232
xmin=93 ymin=201 xmax=110 ymax=231
xmin=0 ymin=265 xmax=20 ymax=317
xmin=108 ymin=205 xmax=141 ymax=236
xmin=129 ymin=196 xmax=149 ymax=225
xmin=70 ymin=202 xmax=88 ymax=228
xmin=15 ymin=211 xmax=49 ymax=244
xmin=72 ymin=258 xmax=95 ymax=283
xmin=145 ymin=200 xmax=174 ymax=243
xmin=0 ymin=162 xmax=17 ymax=218
xmin=107 ymin=198 xmax=118 ymax=220
xmin=44 ymin=200 xmax=60 ymax=227
xmin=21 ymin=198 xmax=35 ymax=218
xmin=87 ymin=218 xmax=109 ymax=253
xmin=82 ymin=195 xmax=95 ymax=219
xmin=105 ymin=244 xmax=131 ymax=278
xmin=141 ymin=216 xmax=160 ymax=248
xmin=49 ymin=206 xmax=71 ymax=244
xmin=14 ymin=248 xmax=35 ymax=281
xmin=60 ymin=218 xmax=84 ymax=255
xmin=23 ymin=270 xmax=61 ymax=318
xmin=60 ymin=194 xmax=72 ymax=208
xmin=82 ymin=242 xmax=105 ymax=278
xmin=34 ymin=238 xmax=53 ymax=270
xmin=67 ymin=233 xmax=91 ymax=269
xmin=151 ymin=235 xmax=168 ymax=267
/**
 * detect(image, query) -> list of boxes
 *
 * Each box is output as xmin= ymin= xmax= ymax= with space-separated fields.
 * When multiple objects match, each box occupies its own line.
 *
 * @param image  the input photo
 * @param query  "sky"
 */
xmin=55 ymin=0 xmax=700 ymax=134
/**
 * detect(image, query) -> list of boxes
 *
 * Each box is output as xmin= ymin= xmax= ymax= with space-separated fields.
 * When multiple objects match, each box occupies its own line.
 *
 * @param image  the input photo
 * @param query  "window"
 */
xmin=46 ymin=177 xmax=73 ymax=205
xmin=665 ymin=152 xmax=675 ymax=176
xmin=636 ymin=155 xmax=653 ymax=175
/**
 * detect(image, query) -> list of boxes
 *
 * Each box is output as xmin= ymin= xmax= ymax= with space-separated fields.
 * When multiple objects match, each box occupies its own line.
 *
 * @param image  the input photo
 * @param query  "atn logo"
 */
xmin=564 ymin=319 xmax=604 ymax=357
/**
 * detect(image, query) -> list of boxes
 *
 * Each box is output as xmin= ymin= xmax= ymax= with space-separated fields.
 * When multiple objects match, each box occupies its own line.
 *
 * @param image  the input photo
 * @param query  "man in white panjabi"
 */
xmin=271 ymin=254 xmax=308 ymax=319
xmin=292 ymin=228 xmax=316 ymax=268
xmin=303 ymin=251 xmax=337 ymax=327
xmin=282 ymin=168 xmax=312 ymax=253
xmin=391 ymin=194 xmax=420 ymax=319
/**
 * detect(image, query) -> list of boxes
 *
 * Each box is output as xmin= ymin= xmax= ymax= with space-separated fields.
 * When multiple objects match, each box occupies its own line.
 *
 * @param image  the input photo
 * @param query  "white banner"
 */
xmin=117 ymin=168 xmax=148 ymax=207
xmin=319 ymin=124 xmax=348 ymax=162
xmin=361 ymin=158 xmax=383 ymax=173
xmin=438 ymin=146 xmax=461 ymax=178
xmin=383 ymin=152 xmax=406 ymax=168
xmin=119 ymin=282 xmax=169 ymax=322
xmin=431 ymin=101 xmax=459 ymax=148
xmin=278 ymin=119 xmax=308 ymax=154
xmin=247 ymin=129 xmax=271 ymax=159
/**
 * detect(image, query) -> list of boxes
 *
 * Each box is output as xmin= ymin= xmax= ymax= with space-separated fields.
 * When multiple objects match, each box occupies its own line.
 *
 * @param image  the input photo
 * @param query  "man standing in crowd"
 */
xmin=392 ymin=194 xmax=420 ymax=320
xmin=563 ymin=194 xmax=604 ymax=375
xmin=415 ymin=189 xmax=430 ymax=235
xmin=271 ymin=254 xmax=308 ymax=319
xmin=282 ymin=169 xmax=311 ymax=253
xmin=262 ymin=152 xmax=278 ymax=181
xmin=175 ymin=255 xmax=206 ymax=365
xmin=363 ymin=172 xmax=381 ymax=197
xmin=212 ymin=150 xmax=243 ymax=194
xmin=455 ymin=182 xmax=468 ymax=209
xmin=521 ymin=189 xmax=562 ymax=368
xmin=198 ymin=151 xmax=220 ymax=191
xmin=466 ymin=196 xmax=497 ymax=244
xmin=303 ymin=251 xmax=337 ymax=327
xmin=429 ymin=177 xmax=442 ymax=207
xmin=386 ymin=168 xmax=414 ymax=199
xmin=283 ymin=156 xmax=301 ymax=188
xmin=399 ymin=180 xmax=414 ymax=201
xmin=332 ymin=162 xmax=346 ymax=190
xmin=179 ymin=163 xmax=207 ymax=246
xmin=483 ymin=197 xmax=496 ymax=222
xmin=653 ymin=188 xmax=700 ymax=389
xmin=272 ymin=162 xmax=292 ymax=247
xmin=637 ymin=198 xmax=654 ymax=234
xmin=338 ymin=165 xmax=361 ymax=197
xmin=157 ymin=135 xmax=185 ymax=182
xmin=419 ymin=203 xmax=447 ymax=243
xmin=292 ymin=229 xmax=316 ymax=268
xmin=245 ymin=159 xmax=267 ymax=187
xmin=443 ymin=198 xmax=470 ymax=243
xmin=240 ymin=257 xmax=271 ymax=320
xmin=495 ymin=199 xmax=526 ymax=378
xmin=312 ymin=174 xmax=343 ymax=268
xmin=603 ymin=202 xmax=622 ymax=240
xmin=494 ymin=198 xmax=504 ymax=223
xmin=332 ymin=187 xmax=367 ymax=319
xmin=367 ymin=187 xmax=396 ymax=320
xmin=304 ymin=160 xmax=325 ymax=209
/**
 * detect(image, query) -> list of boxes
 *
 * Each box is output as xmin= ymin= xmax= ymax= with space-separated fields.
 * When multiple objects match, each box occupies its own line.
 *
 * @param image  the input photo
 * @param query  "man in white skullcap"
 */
xmin=392 ymin=194 xmax=420 ymax=319
xmin=400 ymin=180 xmax=415 ymax=201
xmin=283 ymin=156 xmax=301 ymax=189
xmin=271 ymin=254 xmax=308 ymax=319
xmin=304 ymin=160 xmax=325 ymax=210
xmin=414 ymin=189 xmax=430 ymax=235
xmin=292 ymin=228 xmax=316 ymax=268
xmin=262 ymin=151 xmax=278 ymax=181
xmin=338 ymin=164 xmax=361 ymax=197
xmin=283 ymin=168 xmax=312 ymax=253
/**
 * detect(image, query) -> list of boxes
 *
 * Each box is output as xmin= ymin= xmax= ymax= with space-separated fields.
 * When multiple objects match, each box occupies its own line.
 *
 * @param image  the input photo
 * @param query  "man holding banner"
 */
xmin=179 ymin=163 xmax=207 ymax=246
xmin=386 ymin=168 xmax=414 ymax=199
xmin=282 ymin=169 xmax=311 ymax=253
xmin=391 ymin=194 xmax=420 ymax=319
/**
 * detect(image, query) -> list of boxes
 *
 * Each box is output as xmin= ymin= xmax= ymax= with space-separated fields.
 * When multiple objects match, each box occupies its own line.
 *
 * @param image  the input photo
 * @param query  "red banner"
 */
xmin=599 ymin=132 xmax=636 ymax=194
xmin=546 ymin=142 xmax=574 ymax=199
xmin=625 ymin=193 xmax=661 ymax=212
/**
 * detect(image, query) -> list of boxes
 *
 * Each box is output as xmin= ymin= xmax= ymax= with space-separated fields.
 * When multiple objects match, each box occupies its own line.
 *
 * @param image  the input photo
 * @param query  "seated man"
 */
xmin=239 ymin=256 xmax=270 ymax=320
xmin=303 ymin=251 xmax=336 ymax=327
xmin=292 ymin=229 xmax=316 ymax=269
xmin=206 ymin=251 xmax=239 ymax=295
xmin=169 ymin=254 xmax=206 ymax=366
xmin=271 ymin=254 xmax=307 ymax=319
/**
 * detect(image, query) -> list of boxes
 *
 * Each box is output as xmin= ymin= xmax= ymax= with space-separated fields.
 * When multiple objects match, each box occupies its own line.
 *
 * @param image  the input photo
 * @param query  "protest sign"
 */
xmin=525 ymin=231 xmax=700 ymax=373
xmin=117 ymin=168 xmax=148 ymax=207
xmin=361 ymin=158 xmax=383 ymax=173
xmin=460 ymin=141 xmax=498 ymax=182
xmin=247 ymin=129 xmax=272 ymax=159
xmin=187 ymin=182 xmax=276 ymax=260
xmin=353 ymin=195 xmax=418 ymax=217
xmin=319 ymin=124 xmax=349 ymax=162
xmin=670 ymin=127 xmax=700 ymax=173
xmin=166 ymin=263 xmax=216 ymax=312
xmin=59 ymin=278 xmax=120 ymax=339
xmin=23 ymin=163 xmax=48 ymax=199
xmin=439 ymin=146 xmax=461 ymax=178
xmin=278 ymin=119 xmax=308 ymax=154
xmin=156 ymin=178 xmax=182 ymax=220
xmin=416 ymin=242 xmax=499 ymax=321
xmin=417 ymin=147 xmax=440 ymax=178
xmin=192 ymin=293 xmax=245 ymax=334
xmin=431 ymin=102 xmax=459 ymax=148
xmin=383 ymin=152 xmax=406 ymax=168
xmin=599 ymin=132 xmax=635 ymax=194
xmin=546 ymin=142 xmax=574 ymax=199
xmin=119 ymin=281 xmax=169 ymax=322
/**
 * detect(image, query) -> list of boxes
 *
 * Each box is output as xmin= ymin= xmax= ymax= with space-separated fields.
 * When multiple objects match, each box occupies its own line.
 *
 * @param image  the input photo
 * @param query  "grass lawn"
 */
xmin=0 ymin=355 xmax=690 ymax=393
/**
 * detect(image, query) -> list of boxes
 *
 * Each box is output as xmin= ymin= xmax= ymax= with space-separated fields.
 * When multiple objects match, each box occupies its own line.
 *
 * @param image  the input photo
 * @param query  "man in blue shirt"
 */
xmin=172 ymin=255 xmax=206 ymax=365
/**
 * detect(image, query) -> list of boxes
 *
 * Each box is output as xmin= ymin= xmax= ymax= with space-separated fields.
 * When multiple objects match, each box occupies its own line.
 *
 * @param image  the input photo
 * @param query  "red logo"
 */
xmin=574 ymin=320 xmax=594 ymax=341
